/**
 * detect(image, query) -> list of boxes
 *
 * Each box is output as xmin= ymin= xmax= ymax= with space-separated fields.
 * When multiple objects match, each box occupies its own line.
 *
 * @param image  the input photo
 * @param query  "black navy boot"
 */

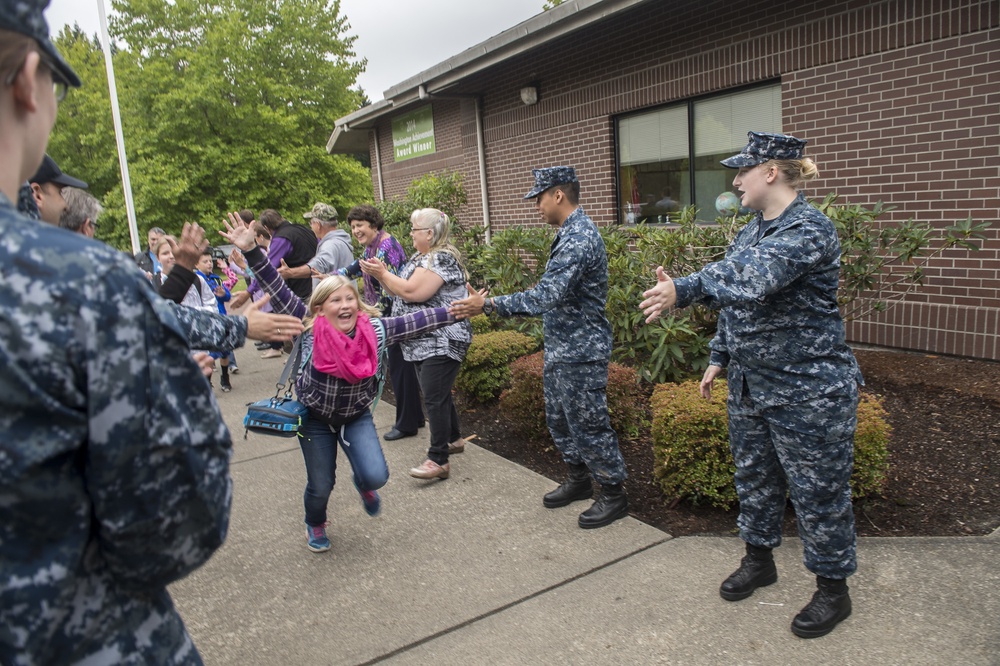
xmin=791 ymin=576 xmax=852 ymax=638
xmin=577 ymin=483 xmax=628 ymax=529
xmin=543 ymin=463 xmax=593 ymax=508
xmin=719 ymin=543 xmax=778 ymax=601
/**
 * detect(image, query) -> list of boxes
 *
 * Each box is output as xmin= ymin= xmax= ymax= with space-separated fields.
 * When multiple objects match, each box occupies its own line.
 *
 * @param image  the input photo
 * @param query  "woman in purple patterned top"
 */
xmin=337 ymin=205 xmax=426 ymax=444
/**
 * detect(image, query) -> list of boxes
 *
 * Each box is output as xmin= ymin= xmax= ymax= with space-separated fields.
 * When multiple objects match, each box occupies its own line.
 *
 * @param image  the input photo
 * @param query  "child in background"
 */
xmin=220 ymin=213 xmax=476 ymax=553
xmin=196 ymin=248 xmax=235 ymax=391
xmin=215 ymin=254 xmax=240 ymax=374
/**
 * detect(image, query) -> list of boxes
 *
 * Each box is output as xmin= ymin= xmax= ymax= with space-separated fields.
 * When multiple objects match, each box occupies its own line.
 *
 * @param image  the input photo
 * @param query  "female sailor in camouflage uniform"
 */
xmin=640 ymin=131 xmax=862 ymax=639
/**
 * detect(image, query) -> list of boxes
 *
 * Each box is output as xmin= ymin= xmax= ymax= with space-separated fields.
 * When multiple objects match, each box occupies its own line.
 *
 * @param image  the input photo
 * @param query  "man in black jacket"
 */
xmin=232 ymin=208 xmax=317 ymax=308
xmin=134 ymin=226 xmax=166 ymax=279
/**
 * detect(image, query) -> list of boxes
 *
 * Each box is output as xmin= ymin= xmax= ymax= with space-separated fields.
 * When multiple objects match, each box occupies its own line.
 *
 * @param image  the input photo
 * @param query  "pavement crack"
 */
xmin=356 ymin=536 xmax=672 ymax=665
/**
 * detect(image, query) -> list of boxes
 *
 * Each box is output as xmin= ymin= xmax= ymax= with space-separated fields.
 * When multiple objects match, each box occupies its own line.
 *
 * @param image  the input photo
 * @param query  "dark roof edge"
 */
xmin=327 ymin=0 xmax=649 ymax=152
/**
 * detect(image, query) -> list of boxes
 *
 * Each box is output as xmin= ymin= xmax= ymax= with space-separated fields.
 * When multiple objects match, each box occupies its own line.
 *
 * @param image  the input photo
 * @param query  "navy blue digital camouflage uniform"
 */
xmin=493 ymin=168 xmax=626 ymax=486
xmin=0 ymin=191 xmax=248 ymax=665
xmin=17 ymin=182 xmax=39 ymax=220
xmin=673 ymin=190 xmax=862 ymax=580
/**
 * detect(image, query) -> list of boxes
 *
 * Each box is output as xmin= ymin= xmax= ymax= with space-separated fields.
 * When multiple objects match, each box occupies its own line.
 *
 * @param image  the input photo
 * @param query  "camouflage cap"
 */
xmin=720 ymin=131 xmax=807 ymax=168
xmin=0 ymin=0 xmax=81 ymax=88
xmin=523 ymin=166 xmax=578 ymax=199
xmin=303 ymin=202 xmax=338 ymax=223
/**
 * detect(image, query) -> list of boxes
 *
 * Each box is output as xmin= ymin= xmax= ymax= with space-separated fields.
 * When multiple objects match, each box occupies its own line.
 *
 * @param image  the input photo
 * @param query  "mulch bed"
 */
xmin=429 ymin=348 xmax=1000 ymax=537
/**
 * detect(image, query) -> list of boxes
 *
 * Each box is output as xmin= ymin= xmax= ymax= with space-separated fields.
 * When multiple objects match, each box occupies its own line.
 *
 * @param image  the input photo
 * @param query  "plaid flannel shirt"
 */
xmin=244 ymin=246 xmax=457 ymax=423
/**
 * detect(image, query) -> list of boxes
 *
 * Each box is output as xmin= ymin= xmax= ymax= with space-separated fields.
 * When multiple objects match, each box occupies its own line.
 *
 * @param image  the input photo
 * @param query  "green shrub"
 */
xmin=650 ymin=380 xmax=735 ymax=508
xmin=498 ymin=352 xmax=547 ymax=439
xmin=455 ymin=330 xmax=537 ymax=404
xmin=852 ymin=394 xmax=892 ymax=496
xmin=463 ymin=200 xmax=988 ymax=386
xmin=650 ymin=380 xmax=891 ymax=509
xmin=468 ymin=224 xmax=553 ymax=346
xmin=469 ymin=314 xmax=494 ymax=335
xmin=499 ymin=352 xmax=651 ymax=441
xmin=608 ymin=361 xmax=651 ymax=439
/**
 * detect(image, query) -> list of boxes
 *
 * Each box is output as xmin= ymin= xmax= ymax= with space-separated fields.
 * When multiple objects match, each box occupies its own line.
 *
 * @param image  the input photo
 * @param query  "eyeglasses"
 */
xmin=4 ymin=49 xmax=70 ymax=102
xmin=410 ymin=227 xmax=433 ymax=234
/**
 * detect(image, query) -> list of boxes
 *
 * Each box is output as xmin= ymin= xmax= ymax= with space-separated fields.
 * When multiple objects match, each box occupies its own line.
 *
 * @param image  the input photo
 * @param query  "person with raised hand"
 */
xmin=450 ymin=166 xmax=628 ymax=530
xmin=221 ymin=212 xmax=474 ymax=554
xmin=337 ymin=204 xmax=425 ymax=444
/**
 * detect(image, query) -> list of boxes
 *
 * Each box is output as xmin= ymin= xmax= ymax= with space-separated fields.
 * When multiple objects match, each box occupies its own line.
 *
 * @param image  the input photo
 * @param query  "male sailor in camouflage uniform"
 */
xmin=0 ymin=3 xmax=301 ymax=663
xmin=640 ymin=131 xmax=862 ymax=638
xmin=451 ymin=166 xmax=628 ymax=529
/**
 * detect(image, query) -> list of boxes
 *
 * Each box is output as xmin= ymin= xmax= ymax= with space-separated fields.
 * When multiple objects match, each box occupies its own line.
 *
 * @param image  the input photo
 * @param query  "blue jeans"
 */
xmin=298 ymin=409 xmax=389 ymax=526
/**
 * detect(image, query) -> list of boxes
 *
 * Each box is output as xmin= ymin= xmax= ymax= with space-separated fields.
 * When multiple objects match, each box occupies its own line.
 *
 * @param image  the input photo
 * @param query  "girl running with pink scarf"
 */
xmin=222 ymin=214 xmax=477 ymax=554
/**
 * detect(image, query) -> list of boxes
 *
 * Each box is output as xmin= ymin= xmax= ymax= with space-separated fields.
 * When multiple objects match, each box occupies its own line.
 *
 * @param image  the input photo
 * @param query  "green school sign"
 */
xmin=391 ymin=106 xmax=436 ymax=162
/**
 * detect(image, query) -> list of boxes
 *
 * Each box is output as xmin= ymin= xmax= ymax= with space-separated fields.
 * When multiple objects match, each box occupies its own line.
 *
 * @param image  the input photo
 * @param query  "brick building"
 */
xmin=328 ymin=0 xmax=1000 ymax=360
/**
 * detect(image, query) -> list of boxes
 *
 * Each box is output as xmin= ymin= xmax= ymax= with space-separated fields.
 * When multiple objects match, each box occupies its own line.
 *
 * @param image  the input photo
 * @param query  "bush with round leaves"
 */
xmin=455 ymin=330 xmax=537 ymax=404
xmin=650 ymin=379 xmax=891 ymax=509
xmin=499 ymin=351 xmax=650 ymax=442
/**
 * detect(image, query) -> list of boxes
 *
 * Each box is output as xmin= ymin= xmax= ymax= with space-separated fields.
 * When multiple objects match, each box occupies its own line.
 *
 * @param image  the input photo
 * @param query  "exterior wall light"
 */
xmin=520 ymin=85 xmax=539 ymax=105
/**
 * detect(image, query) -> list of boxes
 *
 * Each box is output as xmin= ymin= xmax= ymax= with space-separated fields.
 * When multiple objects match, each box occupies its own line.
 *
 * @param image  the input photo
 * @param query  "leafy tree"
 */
xmin=49 ymin=0 xmax=373 ymax=251
xmin=543 ymin=0 xmax=566 ymax=10
xmin=48 ymin=26 xmax=123 ymax=246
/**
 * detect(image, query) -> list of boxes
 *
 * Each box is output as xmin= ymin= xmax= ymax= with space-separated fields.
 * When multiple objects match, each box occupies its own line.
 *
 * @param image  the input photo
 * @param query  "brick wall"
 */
xmin=371 ymin=0 xmax=1000 ymax=360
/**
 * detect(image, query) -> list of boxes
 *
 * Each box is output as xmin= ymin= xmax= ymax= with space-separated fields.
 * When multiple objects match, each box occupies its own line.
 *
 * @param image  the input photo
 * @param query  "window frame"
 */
xmin=613 ymin=81 xmax=782 ymax=225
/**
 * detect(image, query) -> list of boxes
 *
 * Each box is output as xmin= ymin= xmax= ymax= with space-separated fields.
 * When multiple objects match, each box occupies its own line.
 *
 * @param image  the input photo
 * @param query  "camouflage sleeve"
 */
xmin=171 ymin=303 xmax=248 ymax=351
xmin=708 ymin=310 xmax=731 ymax=368
xmin=673 ymin=217 xmax=833 ymax=310
xmin=495 ymin=236 xmax=583 ymax=317
xmin=85 ymin=266 xmax=232 ymax=591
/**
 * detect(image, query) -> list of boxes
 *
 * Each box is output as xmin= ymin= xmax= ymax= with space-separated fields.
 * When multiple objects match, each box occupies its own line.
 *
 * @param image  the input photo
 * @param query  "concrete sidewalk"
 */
xmin=170 ymin=348 xmax=1000 ymax=665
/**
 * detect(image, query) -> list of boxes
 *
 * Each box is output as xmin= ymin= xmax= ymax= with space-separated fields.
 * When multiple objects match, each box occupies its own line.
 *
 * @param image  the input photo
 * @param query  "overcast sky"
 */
xmin=44 ymin=0 xmax=545 ymax=101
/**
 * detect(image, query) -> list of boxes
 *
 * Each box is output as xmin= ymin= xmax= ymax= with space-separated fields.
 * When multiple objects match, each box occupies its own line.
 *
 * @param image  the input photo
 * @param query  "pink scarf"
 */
xmin=312 ymin=313 xmax=378 ymax=384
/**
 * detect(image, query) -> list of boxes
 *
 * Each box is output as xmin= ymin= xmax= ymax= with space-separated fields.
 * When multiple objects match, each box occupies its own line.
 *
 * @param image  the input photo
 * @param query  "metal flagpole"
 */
xmin=96 ymin=0 xmax=140 ymax=255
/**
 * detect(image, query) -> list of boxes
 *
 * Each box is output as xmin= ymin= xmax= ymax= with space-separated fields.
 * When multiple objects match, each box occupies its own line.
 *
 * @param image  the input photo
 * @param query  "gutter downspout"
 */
xmin=372 ymin=127 xmax=385 ymax=203
xmin=475 ymin=96 xmax=491 ymax=243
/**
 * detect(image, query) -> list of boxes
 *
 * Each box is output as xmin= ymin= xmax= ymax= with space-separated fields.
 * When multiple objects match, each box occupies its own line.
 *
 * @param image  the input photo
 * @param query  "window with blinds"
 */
xmin=616 ymin=83 xmax=782 ymax=224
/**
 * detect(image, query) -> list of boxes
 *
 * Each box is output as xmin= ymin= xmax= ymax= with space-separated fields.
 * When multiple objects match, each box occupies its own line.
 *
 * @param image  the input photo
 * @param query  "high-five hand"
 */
xmin=243 ymin=295 xmax=305 ymax=342
xmin=175 ymin=222 xmax=208 ymax=270
xmin=449 ymin=282 xmax=489 ymax=319
xmin=220 ymin=211 xmax=257 ymax=251
xmin=639 ymin=266 xmax=678 ymax=323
